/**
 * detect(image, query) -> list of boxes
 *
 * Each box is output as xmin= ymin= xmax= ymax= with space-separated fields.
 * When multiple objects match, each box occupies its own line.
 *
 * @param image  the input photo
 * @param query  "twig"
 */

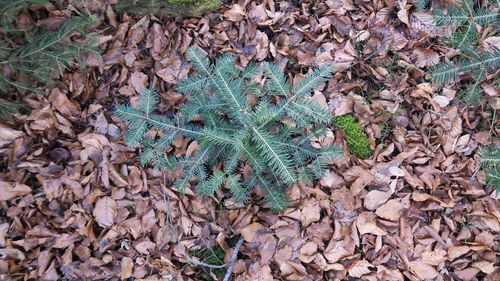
xmin=222 ymin=236 xmax=245 ymax=281
xmin=183 ymin=235 xmax=245 ymax=277
xmin=185 ymin=254 xmax=227 ymax=269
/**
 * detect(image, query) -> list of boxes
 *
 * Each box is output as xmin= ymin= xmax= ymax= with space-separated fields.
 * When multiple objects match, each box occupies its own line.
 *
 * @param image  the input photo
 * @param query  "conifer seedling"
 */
xmin=115 ymin=47 xmax=342 ymax=212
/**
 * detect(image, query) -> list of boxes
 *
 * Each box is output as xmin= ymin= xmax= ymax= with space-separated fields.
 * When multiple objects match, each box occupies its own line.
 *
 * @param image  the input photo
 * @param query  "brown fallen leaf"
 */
xmin=447 ymin=246 xmax=471 ymax=260
xmin=121 ymin=257 xmax=134 ymax=279
xmin=301 ymin=201 xmax=321 ymax=227
xmin=356 ymin=212 xmax=387 ymax=236
xmin=364 ymin=190 xmax=392 ymax=210
xmin=409 ymin=260 xmax=439 ymax=280
xmin=375 ymin=198 xmax=404 ymax=221
xmin=421 ymin=249 xmax=446 ymax=266
xmin=0 ymin=182 xmax=31 ymax=201
xmin=94 ymin=197 xmax=118 ymax=228
xmin=130 ymin=71 xmax=148 ymax=93
xmin=298 ymin=242 xmax=317 ymax=263
xmin=240 ymin=222 xmax=265 ymax=243
xmin=224 ymin=4 xmax=245 ymax=22
xmin=0 ymin=124 xmax=25 ymax=147
xmin=348 ymin=259 xmax=373 ymax=278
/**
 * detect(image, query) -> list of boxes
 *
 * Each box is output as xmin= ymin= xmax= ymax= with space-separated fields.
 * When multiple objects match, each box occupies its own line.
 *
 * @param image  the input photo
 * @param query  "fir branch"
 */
xmin=431 ymin=47 xmax=500 ymax=84
xmin=115 ymin=48 xmax=342 ymax=211
xmin=263 ymin=62 xmax=290 ymax=97
xmin=251 ymin=127 xmax=296 ymax=184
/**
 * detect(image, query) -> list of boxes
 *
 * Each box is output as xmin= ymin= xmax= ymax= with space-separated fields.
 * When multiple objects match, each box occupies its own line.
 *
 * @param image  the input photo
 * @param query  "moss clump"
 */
xmin=334 ymin=114 xmax=373 ymax=159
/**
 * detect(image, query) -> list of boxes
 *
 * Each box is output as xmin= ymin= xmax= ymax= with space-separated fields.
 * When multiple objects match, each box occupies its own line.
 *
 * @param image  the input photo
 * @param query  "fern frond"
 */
xmin=433 ymin=6 xmax=469 ymax=26
xmin=1 ymin=16 xmax=99 ymax=94
xmin=214 ymin=54 xmax=239 ymax=78
xmin=433 ymin=0 xmax=498 ymax=27
xmin=252 ymin=100 xmax=280 ymax=125
xmin=115 ymin=105 xmax=201 ymax=138
xmin=212 ymin=65 xmax=248 ymax=123
xmin=414 ymin=0 xmax=428 ymax=11
xmin=471 ymin=7 xmax=498 ymax=26
xmin=460 ymin=68 xmax=485 ymax=104
xmin=287 ymin=99 xmax=332 ymax=124
xmin=444 ymin=21 xmax=478 ymax=50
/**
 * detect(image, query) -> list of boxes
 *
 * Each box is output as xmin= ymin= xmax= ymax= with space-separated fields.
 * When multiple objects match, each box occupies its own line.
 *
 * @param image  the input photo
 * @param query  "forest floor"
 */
xmin=0 ymin=0 xmax=499 ymax=280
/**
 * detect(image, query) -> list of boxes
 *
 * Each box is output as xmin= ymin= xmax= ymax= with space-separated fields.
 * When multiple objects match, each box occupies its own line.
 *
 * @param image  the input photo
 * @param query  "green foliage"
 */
xmin=0 ymin=0 xmax=48 ymax=33
xmin=0 ymin=98 xmax=25 ymax=119
xmin=0 ymin=1 xmax=100 ymax=117
xmin=431 ymin=47 xmax=500 ymax=85
xmin=115 ymin=47 xmax=342 ymax=212
xmin=189 ymin=246 xmax=225 ymax=281
xmin=334 ymin=115 xmax=373 ymax=159
xmin=116 ymin=0 xmax=221 ymax=17
xmin=415 ymin=0 xmax=429 ymax=11
xmin=479 ymin=147 xmax=500 ymax=194
xmin=431 ymin=0 xmax=499 ymax=103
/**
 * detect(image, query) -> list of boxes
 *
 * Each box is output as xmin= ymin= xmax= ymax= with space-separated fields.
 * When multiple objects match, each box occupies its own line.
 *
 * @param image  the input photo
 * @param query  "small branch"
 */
xmin=223 ymin=236 xmax=245 ymax=281
xmin=183 ymin=235 xmax=245 ymax=278
xmin=185 ymin=254 xmax=226 ymax=269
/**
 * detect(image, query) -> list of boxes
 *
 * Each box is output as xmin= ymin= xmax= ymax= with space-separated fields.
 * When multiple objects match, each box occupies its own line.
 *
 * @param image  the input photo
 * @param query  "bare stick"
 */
xmin=185 ymin=254 xmax=227 ymax=269
xmin=223 ymin=236 xmax=245 ymax=281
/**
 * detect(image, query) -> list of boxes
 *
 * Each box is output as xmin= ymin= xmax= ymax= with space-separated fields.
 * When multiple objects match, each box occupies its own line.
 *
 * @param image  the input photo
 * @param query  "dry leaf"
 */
xmin=94 ymin=197 xmax=117 ymax=228
xmin=301 ymin=201 xmax=321 ymax=227
xmin=409 ymin=260 xmax=439 ymax=280
xmin=375 ymin=199 xmax=404 ymax=221
xmin=364 ymin=190 xmax=392 ymax=210
xmin=121 ymin=257 xmax=134 ymax=279
xmin=421 ymin=249 xmax=446 ymax=266
xmin=0 ymin=124 xmax=25 ymax=147
xmin=348 ymin=259 xmax=373 ymax=278
xmin=448 ymin=246 xmax=471 ymax=260
xmin=356 ymin=212 xmax=387 ymax=235
xmin=224 ymin=4 xmax=245 ymax=21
